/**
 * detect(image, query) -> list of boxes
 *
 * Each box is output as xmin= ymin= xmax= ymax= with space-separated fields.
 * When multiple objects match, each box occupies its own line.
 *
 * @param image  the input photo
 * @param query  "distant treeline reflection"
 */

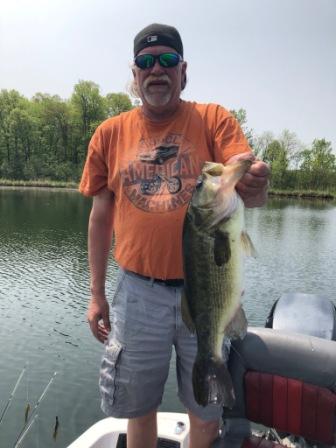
xmin=0 ymin=83 xmax=335 ymax=194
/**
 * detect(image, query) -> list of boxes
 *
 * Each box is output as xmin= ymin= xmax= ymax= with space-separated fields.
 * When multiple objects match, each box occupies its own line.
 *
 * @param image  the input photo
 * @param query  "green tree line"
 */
xmin=0 ymin=81 xmax=132 ymax=182
xmin=231 ymin=109 xmax=335 ymax=193
xmin=0 ymin=83 xmax=334 ymax=193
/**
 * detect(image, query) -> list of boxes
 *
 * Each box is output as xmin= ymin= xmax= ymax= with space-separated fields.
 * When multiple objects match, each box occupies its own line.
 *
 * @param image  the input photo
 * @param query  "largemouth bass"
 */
xmin=182 ymin=160 xmax=255 ymax=408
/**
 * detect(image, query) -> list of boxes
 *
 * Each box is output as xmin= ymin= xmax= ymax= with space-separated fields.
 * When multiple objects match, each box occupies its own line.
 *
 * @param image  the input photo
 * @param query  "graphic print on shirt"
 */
xmin=120 ymin=133 xmax=202 ymax=213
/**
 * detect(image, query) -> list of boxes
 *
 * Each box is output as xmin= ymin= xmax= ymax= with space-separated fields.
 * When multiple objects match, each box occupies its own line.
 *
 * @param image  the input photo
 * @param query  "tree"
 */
xmin=105 ymin=92 xmax=133 ymax=117
xmin=263 ymin=140 xmax=289 ymax=189
xmin=32 ymin=93 xmax=70 ymax=161
xmin=252 ymin=131 xmax=275 ymax=159
xmin=278 ymin=130 xmax=302 ymax=169
xmin=70 ymin=81 xmax=105 ymax=164
xmin=71 ymin=81 xmax=105 ymax=135
xmin=230 ymin=108 xmax=254 ymax=145
xmin=5 ymin=107 xmax=35 ymax=178
xmin=299 ymin=139 xmax=335 ymax=190
xmin=0 ymin=90 xmax=27 ymax=166
xmin=0 ymin=84 xmax=136 ymax=181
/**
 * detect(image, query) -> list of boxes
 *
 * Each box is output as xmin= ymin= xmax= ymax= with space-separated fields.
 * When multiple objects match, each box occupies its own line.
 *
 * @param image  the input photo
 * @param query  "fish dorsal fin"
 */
xmin=214 ymin=230 xmax=231 ymax=266
xmin=240 ymin=231 xmax=256 ymax=257
xmin=225 ymin=305 xmax=248 ymax=340
xmin=181 ymin=290 xmax=195 ymax=333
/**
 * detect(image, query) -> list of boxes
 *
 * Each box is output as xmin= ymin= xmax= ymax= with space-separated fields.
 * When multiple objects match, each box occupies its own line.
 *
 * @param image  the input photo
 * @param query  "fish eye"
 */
xmin=195 ymin=177 xmax=203 ymax=189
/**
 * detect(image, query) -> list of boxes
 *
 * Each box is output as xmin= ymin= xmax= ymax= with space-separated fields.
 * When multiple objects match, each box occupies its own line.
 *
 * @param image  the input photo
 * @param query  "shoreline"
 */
xmin=0 ymin=182 xmax=335 ymax=200
xmin=0 ymin=180 xmax=78 ymax=192
xmin=0 ymin=185 xmax=79 ymax=192
xmin=268 ymin=191 xmax=335 ymax=200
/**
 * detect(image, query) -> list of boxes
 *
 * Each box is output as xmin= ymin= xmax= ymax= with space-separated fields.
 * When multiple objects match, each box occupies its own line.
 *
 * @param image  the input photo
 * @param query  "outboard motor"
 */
xmin=265 ymin=292 xmax=336 ymax=340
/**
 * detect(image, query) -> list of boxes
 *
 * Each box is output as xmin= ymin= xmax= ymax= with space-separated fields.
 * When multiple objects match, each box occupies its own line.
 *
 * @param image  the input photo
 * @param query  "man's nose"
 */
xmin=150 ymin=59 xmax=165 ymax=74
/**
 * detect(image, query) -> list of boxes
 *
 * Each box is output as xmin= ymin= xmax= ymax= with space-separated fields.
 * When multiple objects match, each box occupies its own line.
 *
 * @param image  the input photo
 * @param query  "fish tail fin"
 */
xmin=192 ymin=356 xmax=235 ymax=408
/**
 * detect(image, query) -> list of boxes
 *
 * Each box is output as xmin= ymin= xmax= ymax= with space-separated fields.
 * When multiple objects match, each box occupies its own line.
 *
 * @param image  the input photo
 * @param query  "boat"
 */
xmin=68 ymin=412 xmax=190 ymax=448
xmin=68 ymin=293 xmax=336 ymax=447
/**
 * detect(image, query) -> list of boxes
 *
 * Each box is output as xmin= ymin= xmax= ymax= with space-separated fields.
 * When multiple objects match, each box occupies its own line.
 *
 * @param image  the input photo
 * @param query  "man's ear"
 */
xmin=181 ymin=61 xmax=187 ymax=74
xmin=132 ymin=68 xmax=139 ymax=90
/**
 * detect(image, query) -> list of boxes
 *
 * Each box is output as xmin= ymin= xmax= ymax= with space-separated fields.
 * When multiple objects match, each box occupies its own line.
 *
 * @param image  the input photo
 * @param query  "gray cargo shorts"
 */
xmin=99 ymin=268 xmax=231 ymax=421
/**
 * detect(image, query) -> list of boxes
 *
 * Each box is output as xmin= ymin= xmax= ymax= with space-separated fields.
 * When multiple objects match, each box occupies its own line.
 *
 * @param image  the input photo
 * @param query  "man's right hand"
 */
xmin=87 ymin=296 xmax=111 ymax=343
xmin=87 ymin=188 xmax=114 ymax=343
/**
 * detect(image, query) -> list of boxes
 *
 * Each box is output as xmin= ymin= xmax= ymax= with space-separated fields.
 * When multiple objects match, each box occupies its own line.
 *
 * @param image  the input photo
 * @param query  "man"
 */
xmin=79 ymin=23 xmax=269 ymax=448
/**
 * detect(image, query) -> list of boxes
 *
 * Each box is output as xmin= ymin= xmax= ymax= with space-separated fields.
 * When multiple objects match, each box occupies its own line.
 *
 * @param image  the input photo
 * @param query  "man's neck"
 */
xmin=141 ymin=100 xmax=182 ymax=122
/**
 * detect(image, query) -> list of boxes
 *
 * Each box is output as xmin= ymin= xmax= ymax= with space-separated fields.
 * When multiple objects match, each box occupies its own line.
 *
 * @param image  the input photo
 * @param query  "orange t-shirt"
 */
xmin=79 ymin=101 xmax=251 ymax=279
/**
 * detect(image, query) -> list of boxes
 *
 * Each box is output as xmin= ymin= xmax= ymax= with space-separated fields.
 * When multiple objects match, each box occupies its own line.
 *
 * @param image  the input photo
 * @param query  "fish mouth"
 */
xmin=205 ymin=164 xmax=224 ymax=177
xmin=190 ymin=160 xmax=250 ymax=229
xmin=203 ymin=160 xmax=252 ymax=185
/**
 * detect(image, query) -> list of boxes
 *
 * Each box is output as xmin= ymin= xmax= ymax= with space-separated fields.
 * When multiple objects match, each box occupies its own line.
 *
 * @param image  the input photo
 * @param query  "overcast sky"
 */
xmin=1 ymin=0 xmax=335 ymax=150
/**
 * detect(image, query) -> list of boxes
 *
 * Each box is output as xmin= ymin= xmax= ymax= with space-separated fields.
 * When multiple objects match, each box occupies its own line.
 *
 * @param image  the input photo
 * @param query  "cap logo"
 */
xmin=147 ymin=35 xmax=158 ymax=43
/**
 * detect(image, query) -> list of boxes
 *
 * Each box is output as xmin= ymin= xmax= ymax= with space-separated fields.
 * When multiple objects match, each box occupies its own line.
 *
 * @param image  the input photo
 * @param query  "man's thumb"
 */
xmin=103 ymin=312 xmax=111 ymax=332
xmin=226 ymin=152 xmax=255 ymax=165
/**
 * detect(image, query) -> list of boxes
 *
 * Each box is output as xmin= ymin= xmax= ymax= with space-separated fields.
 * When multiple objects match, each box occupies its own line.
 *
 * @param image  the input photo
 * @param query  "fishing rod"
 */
xmin=0 ymin=365 xmax=27 ymax=427
xmin=13 ymin=372 xmax=57 ymax=448
xmin=13 ymin=415 xmax=38 ymax=448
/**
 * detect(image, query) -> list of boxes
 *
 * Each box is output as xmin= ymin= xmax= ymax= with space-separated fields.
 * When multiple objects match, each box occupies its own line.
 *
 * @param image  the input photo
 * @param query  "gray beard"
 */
xmin=143 ymin=90 xmax=172 ymax=107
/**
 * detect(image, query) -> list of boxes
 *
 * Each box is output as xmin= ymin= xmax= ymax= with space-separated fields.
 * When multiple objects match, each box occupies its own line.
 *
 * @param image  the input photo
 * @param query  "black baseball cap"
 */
xmin=134 ymin=23 xmax=183 ymax=57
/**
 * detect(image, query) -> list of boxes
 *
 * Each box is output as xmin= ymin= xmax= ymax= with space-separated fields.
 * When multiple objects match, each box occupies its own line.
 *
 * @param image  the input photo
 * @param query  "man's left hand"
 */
xmin=226 ymin=153 xmax=270 ymax=208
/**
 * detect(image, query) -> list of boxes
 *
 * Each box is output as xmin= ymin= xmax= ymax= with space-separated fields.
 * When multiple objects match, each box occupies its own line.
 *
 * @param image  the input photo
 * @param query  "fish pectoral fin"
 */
xmin=214 ymin=230 xmax=231 ymax=266
xmin=241 ymin=231 xmax=257 ymax=257
xmin=225 ymin=305 xmax=248 ymax=340
xmin=181 ymin=290 xmax=195 ymax=333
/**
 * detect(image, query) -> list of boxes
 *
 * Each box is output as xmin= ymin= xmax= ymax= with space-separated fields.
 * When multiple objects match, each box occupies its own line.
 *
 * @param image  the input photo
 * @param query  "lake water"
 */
xmin=0 ymin=189 xmax=335 ymax=448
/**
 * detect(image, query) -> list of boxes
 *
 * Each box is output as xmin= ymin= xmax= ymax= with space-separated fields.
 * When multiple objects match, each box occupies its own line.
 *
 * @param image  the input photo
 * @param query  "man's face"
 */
xmin=132 ymin=45 xmax=187 ymax=111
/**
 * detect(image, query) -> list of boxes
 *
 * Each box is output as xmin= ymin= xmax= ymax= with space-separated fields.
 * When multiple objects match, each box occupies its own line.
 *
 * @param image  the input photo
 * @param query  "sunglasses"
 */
xmin=134 ymin=52 xmax=182 ymax=69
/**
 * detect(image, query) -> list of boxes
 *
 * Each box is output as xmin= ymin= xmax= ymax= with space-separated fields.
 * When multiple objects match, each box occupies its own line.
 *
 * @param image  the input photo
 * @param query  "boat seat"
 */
xmin=244 ymin=371 xmax=336 ymax=446
xmin=223 ymin=328 xmax=336 ymax=447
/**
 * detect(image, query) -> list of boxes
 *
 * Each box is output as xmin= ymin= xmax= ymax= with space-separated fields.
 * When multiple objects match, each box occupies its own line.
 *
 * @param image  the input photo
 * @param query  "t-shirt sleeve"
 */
xmin=79 ymin=126 xmax=108 ymax=196
xmin=212 ymin=107 xmax=252 ymax=163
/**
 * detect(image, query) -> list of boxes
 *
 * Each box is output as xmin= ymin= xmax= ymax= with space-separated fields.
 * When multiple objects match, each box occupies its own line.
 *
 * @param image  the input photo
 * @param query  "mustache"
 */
xmin=143 ymin=75 xmax=171 ymax=89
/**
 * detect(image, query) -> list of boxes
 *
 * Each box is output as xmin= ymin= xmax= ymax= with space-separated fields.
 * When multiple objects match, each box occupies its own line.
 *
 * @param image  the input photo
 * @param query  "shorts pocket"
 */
xmin=110 ymin=271 xmax=126 ymax=307
xmin=99 ymin=339 xmax=123 ymax=406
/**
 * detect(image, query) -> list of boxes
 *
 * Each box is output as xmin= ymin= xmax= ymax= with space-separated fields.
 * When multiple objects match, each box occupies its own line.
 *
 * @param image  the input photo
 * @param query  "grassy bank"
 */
xmin=0 ymin=179 xmax=78 ymax=189
xmin=269 ymin=189 xmax=335 ymax=199
xmin=0 ymin=179 xmax=335 ymax=200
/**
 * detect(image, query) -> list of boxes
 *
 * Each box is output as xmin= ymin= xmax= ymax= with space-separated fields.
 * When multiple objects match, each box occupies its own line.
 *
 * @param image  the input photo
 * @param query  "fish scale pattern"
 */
xmin=244 ymin=371 xmax=336 ymax=445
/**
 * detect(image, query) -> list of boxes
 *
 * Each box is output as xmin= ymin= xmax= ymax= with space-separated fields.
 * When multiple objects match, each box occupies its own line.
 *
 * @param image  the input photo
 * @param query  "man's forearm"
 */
xmin=88 ymin=212 xmax=114 ymax=298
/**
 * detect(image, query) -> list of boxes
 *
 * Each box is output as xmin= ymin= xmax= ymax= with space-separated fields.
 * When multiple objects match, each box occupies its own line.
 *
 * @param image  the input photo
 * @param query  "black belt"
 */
xmin=125 ymin=270 xmax=184 ymax=287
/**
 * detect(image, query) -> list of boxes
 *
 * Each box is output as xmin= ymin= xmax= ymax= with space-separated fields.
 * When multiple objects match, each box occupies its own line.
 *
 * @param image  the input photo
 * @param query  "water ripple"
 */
xmin=1 ymin=191 xmax=336 ymax=447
